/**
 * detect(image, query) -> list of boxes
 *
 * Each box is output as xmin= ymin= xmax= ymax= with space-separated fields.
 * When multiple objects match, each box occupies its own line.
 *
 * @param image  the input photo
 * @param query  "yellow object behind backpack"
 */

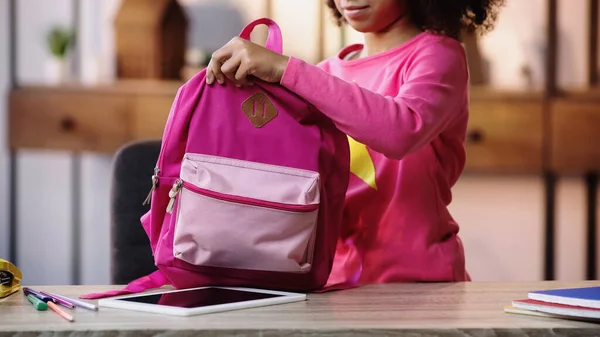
xmin=0 ymin=259 xmax=22 ymax=298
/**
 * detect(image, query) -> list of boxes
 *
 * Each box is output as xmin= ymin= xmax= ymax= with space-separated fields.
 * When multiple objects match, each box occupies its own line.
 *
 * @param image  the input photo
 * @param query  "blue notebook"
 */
xmin=529 ymin=286 xmax=600 ymax=309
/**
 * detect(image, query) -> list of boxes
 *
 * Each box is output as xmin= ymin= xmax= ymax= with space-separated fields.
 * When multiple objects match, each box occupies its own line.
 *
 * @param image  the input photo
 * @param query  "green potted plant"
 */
xmin=45 ymin=26 xmax=75 ymax=84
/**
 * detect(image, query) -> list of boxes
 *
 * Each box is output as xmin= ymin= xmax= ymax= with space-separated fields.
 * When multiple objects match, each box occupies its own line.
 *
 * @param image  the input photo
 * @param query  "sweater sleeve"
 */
xmin=279 ymin=42 xmax=468 ymax=160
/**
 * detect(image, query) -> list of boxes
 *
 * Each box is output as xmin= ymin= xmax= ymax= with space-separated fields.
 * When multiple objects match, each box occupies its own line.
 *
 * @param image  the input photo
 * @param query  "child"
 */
xmin=206 ymin=0 xmax=504 ymax=288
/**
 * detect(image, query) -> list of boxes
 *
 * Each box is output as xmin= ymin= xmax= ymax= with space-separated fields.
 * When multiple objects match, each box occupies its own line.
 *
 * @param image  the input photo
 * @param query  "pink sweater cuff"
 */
xmin=280 ymin=56 xmax=304 ymax=90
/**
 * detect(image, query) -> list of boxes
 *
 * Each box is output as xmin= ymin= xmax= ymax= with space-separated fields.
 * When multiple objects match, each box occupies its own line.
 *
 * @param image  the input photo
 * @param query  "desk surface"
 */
xmin=2 ymin=281 xmax=600 ymax=336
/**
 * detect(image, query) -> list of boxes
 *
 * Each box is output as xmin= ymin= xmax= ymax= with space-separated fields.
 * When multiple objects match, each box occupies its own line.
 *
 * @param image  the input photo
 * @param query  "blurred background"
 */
xmin=0 ymin=0 xmax=599 ymax=286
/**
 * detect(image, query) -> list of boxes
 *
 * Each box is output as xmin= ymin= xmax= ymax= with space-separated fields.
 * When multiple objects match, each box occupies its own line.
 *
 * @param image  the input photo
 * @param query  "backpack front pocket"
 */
xmin=169 ymin=153 xmax=320 ymax=274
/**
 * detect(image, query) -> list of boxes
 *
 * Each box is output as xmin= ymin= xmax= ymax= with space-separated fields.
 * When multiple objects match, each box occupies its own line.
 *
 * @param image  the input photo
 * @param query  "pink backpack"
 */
xmin=83 ymin=18 xmax=349 ymax=299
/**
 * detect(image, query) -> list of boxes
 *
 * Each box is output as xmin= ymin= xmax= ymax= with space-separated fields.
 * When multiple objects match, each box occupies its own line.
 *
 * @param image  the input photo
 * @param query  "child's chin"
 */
xmin=347 ymin=21 xmax=378 ymax=33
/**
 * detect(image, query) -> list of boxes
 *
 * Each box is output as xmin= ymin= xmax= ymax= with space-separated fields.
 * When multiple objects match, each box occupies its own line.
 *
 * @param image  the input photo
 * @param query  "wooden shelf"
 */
xmin=465 ymin=94 xmax=544 ymax=174
xmin=7 ymin=82 xmax=600 ymax=174
xmin=10 ymin=79 xmax=183 ymax=95
xmin=9 ymin=80 xmax=181 ymax=153
xmin=551 ymin=97 xmax=600 ymax=173
xmin=469 ymin=85 xmax=543 ymax=101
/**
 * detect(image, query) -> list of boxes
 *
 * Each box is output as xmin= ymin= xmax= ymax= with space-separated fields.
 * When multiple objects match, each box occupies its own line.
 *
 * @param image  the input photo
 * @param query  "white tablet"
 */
xmin=97 ymin=286 xmax=307 ymax=316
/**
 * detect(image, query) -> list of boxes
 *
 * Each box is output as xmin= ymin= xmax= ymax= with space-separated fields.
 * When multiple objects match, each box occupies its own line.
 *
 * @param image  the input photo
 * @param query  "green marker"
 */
xmin=27 ymin=294 xmax=48 ymax=311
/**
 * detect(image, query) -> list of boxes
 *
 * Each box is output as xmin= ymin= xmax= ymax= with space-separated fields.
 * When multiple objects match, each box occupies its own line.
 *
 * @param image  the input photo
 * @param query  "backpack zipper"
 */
xmin=166 ymin=179 xmax=183 ymax=213
xmin=144 ymin=85 xmax=185 ymax=206
xmin=166 ymin=179 xmax=319 ymax=214
xmin=142 ymin=167 xmax=161 ymax=206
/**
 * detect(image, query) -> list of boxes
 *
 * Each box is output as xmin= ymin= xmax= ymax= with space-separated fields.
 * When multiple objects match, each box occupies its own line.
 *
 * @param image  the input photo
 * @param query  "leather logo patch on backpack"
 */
xmin=241 ymin=92 xmax=277 ymax=128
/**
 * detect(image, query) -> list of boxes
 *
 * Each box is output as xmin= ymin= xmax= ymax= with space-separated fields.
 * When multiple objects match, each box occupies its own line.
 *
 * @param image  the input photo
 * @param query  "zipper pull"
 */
xmin=142 ymin=167 xmax=160 ymax=206
xmin=166 ymin=179 xmax=183 ymax=214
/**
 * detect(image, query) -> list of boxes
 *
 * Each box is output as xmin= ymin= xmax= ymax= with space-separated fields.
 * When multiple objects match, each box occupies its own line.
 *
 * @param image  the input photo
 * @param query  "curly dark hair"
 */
xmin=326 ymin=0 xmax=505 ymax=40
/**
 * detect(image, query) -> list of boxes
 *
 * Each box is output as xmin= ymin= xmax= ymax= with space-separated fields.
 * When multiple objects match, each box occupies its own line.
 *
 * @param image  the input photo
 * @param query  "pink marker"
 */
xmin=41 ymin=291 xmax=98 ymax=311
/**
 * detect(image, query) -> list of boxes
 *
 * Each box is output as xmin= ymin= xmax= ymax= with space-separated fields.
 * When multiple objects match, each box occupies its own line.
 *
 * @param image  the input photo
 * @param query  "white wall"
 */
xmin=452 ymin=0 xmax=595 ymax=281
xmin=556 ymin=0 xmax=589 ymax=89
xmin=17 ymin=0 xmax=73 ymax=84
xmin=478 ymin=0 xmax=591 ymax=91
xmin=16 ymin=151 xmax=74 ymax=285
xmin=477 ymin=0 xmax=548 ymax=90
xmin=79 ymin=0 xmax=119 ymax=84
xmin=14 ymin=0 xmax=77 ymax=285
xmin=77 ymin=0 xmax=122 ymax=285
xmin=555 ymin=178 xmax=587 ymax=281
xmin=449 ymin=177 xmax=546 ymax=281
xmin=0 ymin=0 xmax=10 ymax=261
xmin=79 ymin=154 xmax=111 ymax=285
xmin=272 ymin=0 xmax=320 ymax=62
xmin=13 ymin=0 xmax=113 ymax=285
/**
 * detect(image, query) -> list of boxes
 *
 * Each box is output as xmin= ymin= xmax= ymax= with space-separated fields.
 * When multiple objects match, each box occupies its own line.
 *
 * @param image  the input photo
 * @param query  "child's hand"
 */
xmin=206 ymin=37 xmax=289 ymax=87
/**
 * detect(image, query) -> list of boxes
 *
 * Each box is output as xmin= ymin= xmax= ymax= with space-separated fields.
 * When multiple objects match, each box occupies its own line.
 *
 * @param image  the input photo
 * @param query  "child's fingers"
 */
xmin=207 ymin=59 xmax=225 ymax=85
xmin=208 ymin=48 xmax=232 ymax=85
xmin=206 ymin=67 xmax=215 ymax=84
xmin=220 ymin=55 xmax=243 ymax=86
xmin=234 ymin=62 xmax=253 ymax=86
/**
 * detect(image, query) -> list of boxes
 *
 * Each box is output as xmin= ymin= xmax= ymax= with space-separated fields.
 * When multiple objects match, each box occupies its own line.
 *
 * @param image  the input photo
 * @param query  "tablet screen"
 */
xmin=119 ymin=288 xmax=284 ymax=308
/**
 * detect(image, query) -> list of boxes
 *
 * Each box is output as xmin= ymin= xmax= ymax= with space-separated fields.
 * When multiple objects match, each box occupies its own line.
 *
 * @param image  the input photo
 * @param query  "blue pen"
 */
xmin=22 ymin=287 xmax=53 ymax=302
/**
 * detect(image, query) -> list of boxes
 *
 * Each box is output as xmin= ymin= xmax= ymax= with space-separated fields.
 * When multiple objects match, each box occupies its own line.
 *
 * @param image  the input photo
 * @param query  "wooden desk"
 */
xmin=2 ymin=281 xmax=599 ymax=336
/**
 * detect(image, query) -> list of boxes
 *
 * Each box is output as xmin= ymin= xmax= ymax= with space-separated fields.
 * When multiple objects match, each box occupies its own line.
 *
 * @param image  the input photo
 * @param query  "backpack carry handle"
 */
xmin=239 ymin=18 xmax=283 ymax=54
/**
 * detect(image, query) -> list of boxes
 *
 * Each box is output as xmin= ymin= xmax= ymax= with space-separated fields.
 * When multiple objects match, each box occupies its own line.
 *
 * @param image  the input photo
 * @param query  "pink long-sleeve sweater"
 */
xmin=280 ymin=32 xmax=471 ymax=288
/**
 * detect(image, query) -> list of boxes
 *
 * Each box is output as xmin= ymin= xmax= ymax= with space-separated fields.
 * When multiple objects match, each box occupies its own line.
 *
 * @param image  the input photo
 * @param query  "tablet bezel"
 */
xmin=97 ymin=286 xmax=307 ymax=316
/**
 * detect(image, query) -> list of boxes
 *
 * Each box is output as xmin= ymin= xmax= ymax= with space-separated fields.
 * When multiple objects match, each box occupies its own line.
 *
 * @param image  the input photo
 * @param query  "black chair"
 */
xmin=110 ymin=140 xmax=162 ymax=284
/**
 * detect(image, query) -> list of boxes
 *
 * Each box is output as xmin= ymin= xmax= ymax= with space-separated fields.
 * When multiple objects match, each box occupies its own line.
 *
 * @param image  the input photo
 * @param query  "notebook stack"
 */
xmin=505 ymin=286 xmax=600 ymax=322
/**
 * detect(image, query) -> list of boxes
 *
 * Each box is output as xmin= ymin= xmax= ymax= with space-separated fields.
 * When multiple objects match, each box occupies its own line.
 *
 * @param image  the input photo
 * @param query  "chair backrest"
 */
xmin=110 ymin=140 xmax=162 ymax=284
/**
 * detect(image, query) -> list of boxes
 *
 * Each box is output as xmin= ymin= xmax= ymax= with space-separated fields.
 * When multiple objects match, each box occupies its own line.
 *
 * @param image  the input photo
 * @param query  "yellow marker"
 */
xmin=347 ymin=136 xmax=377 ymax=190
